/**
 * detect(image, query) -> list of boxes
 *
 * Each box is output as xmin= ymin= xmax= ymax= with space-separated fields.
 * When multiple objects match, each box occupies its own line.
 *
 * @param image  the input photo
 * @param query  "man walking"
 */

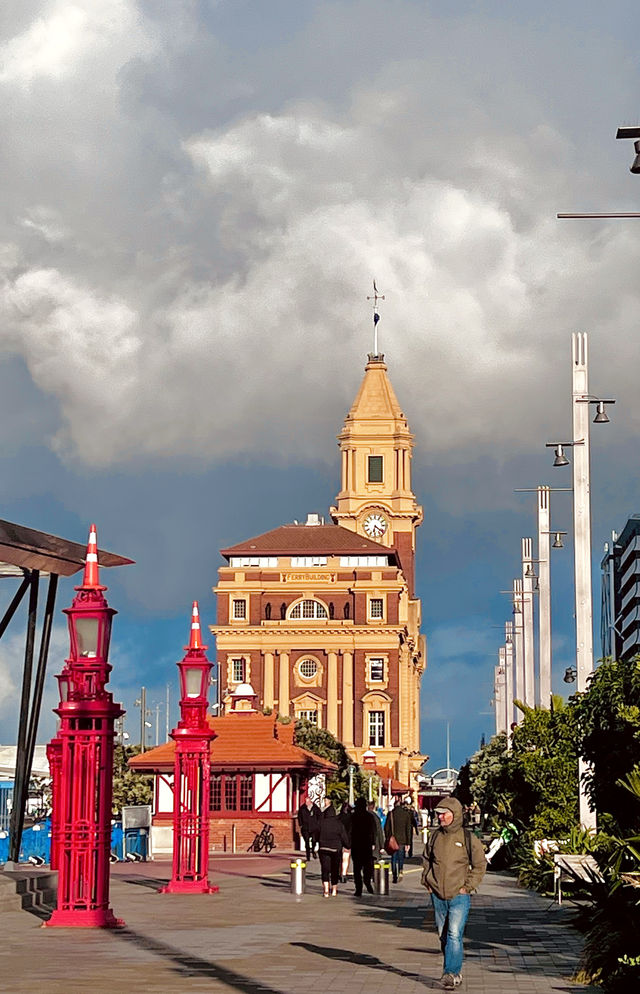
xmin=350 ymin=797 xmax=376 ymax=896
xmin=422 ymin=797 xmax=486 ymax=989
xmin=384 ymin=797 xmax=413 ymax=882
xmin=297 ymin=793 xmax=321 ymax=860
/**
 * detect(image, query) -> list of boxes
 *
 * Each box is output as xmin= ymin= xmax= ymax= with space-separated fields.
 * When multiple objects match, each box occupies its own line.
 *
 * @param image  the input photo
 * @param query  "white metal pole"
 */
xmin=513 ymin=579 xmax=525 ymax=716
xmin=572 ymin=332 xmax=596 ymax=831
xmin=165 ymin=683 xmax=170 ymax=740
xmin=504 ymin=621 xmax=514 ymax=743
xmin=521 ymin=538 xmax=536 ymax=708
xmin=538 ymin=487 xmax=552 ymax=708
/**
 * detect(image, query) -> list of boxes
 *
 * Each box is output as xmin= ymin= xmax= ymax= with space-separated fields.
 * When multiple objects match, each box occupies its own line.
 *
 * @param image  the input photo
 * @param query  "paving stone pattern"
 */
xmin=0 ymin=857 xmax=600 ymax=993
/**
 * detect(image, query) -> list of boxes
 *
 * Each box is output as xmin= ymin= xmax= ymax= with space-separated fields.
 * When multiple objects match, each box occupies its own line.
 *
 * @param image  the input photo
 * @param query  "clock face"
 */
xmin=363 ymin=513 xmax=388 ymax=539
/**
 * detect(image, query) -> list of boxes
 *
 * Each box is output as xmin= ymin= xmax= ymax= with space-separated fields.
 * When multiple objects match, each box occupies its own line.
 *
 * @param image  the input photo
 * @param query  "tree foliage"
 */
xmin=113 ymin=745 xmax=153 ymax=814
xmin=292 ymin=718 xmax=375 ymax=803
xmin=573 ymin=656 xmax=640 ymax=835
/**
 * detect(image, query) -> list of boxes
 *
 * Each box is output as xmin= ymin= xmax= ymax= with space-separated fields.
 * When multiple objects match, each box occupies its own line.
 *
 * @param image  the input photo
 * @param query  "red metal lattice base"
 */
xmin=45 ymin=908 xmax=126 ymax=928
xmin=159 ymin=879 xmax=219 ymax=894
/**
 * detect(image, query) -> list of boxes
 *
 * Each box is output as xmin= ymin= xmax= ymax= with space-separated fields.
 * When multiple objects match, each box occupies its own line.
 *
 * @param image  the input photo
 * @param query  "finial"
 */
xmin=366 ymin=280 xmax=385 ymax=358
xmin=79 ymin=523 xmax=103 ymax=590
xmin=188 ymin=600 xmax=206 ymax=650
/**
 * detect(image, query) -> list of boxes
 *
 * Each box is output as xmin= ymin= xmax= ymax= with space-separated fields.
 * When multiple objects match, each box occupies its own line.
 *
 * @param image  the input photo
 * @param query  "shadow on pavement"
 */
xmin=121 ymin=876 xmax=169 ymax=890
xmin=114 ymin=927 xmax=285 ymax=994
xmin=291 ymin=941 xmax=436 ymax=988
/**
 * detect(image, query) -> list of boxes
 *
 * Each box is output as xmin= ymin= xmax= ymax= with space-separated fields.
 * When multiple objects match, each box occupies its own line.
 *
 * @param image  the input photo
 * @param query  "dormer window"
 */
xmin=289 ymin=599 xmax=328 ymax=620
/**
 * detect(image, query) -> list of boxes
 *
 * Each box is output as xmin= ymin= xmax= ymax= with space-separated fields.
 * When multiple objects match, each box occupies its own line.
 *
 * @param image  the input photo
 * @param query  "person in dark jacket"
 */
xmin=368 ymin=800 xmax=385 ymax=855
xmin=318 ymin=800 xmax=350 ymax=897
xmin=297 ymin=794 xmax=321 ymax=859
xmin=422 ymin=796 xmax=486 ymax=989
xmin=350 ymin=797 xmax=376 ymax=896
xmin=338 ymin=802 xmax=353 ymax=882
xmin=384 ymin=799 xmax=413 ymax=882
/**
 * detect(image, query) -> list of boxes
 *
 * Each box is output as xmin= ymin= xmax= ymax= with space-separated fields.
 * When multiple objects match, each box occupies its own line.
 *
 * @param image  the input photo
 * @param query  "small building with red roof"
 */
xmin=130 ymin=688 xmax=335 ymax=855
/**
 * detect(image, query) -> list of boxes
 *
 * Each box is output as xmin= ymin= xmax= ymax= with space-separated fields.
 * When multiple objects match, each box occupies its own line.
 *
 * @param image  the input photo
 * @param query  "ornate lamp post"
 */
xmin=161 ymin=602 xmax=218 ymax=895
xmin=46 ymin=525 xmax=124 ymax=928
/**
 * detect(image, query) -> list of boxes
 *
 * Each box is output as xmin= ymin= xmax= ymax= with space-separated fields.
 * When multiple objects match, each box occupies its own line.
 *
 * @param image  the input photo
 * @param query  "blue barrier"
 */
xmin=0 ymin=819 xmax=51 ymax=864
xmin=0 ymin=820 xmax=149 ymax=865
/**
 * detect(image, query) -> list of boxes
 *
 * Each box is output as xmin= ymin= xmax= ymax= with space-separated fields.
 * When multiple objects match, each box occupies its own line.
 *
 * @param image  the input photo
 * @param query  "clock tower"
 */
xmin=330 ymin=352 xmax=423 ymax=596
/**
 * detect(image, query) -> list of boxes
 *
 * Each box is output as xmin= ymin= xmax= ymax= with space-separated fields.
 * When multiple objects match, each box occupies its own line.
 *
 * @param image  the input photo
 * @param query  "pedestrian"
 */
xmin=384 ymin=797 xmax=413 ymax=882
xmin=367 ymin=800 xmax=385 ymax=855
xmin=422 ymin=797 xmax=486 ymax=989
xmin=405 ymin=794 xmax=421 ymax=857
xmin=318 ymin=799 xmax=350 ymax=897
xmin=297 ymin=793 xmax=321 ymax=860
xmin=338 ymin=801 xmax=352 ymax=882
xmin=350 ymin=797 xmax=376 ymax=896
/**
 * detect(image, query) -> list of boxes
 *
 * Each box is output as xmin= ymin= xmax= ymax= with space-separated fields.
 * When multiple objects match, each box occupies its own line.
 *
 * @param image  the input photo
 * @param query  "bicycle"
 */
xmin=247 ymin=821 xmax=276 ymax=853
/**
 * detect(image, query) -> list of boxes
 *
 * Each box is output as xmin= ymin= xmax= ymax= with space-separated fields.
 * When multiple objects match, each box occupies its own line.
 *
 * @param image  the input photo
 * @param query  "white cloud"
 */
xmin=0 ymin=1 xmax=639 ymax=471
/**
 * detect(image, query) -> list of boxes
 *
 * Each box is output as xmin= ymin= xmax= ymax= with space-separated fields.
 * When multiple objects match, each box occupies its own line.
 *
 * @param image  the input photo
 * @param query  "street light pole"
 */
xmin=504 ymin=621 xmax=514 ymax=739
xmin=537 ymin=487 xmax=552 ymax=708
xmin=521 ymin=538 xmax=536 ymax=708
xmin=572 ymin=332 xmax=596 ymax=831
xmin=512 ymin=579 xmax=525 ymax=713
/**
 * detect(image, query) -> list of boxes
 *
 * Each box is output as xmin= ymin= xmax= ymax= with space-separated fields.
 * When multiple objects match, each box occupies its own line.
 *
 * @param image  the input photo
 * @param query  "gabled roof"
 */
xmin=221 ymin=523 xmax=396 ymax=560
xmin=129 ymin=713 xmax=337 ymax=774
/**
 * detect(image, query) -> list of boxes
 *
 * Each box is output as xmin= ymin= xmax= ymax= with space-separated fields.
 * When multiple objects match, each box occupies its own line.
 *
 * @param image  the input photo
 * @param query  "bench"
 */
xmin=553 ymin=853 xmax=603 ymax=904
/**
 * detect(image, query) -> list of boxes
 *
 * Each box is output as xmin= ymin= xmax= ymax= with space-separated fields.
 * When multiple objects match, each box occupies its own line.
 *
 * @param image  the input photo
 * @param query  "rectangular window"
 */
xmin=232 ymin=598 xmax=246 ymax=620
xmin=239 ymin=774 xmax=253 ymax=811
xmin=298 ymin=709 xmax=318 ymax=725
xmin=231 ymin=658 xmax=245 ymax=683
xmin=225 ymin=777 xmax=237 ymax=811
xmin=369 ymin=711 xmax=385 ymax=747
xmin=368 ymin=455 xmax=384 ymax=483
xmin=210 ymin=775 xmax=222 ymax=811
xmin=369 ymin=598 xmax=384 ymax=619
xmin=369 ymin=657 xmax=384 ymax=682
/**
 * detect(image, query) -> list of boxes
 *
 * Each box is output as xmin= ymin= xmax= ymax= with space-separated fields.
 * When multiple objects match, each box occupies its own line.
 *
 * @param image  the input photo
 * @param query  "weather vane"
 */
xmin=366 ymin=280 xmax=385 ymax=356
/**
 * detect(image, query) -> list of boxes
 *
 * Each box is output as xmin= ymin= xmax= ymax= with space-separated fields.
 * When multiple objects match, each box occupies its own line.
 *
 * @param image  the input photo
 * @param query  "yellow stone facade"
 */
xmin=211 ymin=354 xmax=426 ymax=788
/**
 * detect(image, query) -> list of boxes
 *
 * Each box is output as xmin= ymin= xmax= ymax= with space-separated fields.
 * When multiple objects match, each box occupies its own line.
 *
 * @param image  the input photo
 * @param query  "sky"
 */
xmin=1 ymin=0 xmax=640 ymax=772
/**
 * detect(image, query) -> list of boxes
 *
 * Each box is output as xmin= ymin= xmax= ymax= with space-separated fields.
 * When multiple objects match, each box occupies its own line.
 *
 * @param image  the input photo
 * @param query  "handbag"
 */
xmin=386 ymin=810 xmax=400 ymax=852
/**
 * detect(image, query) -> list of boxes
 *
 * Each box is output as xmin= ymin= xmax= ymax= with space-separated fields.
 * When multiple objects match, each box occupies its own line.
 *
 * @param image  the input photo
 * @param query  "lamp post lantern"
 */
xmin=46 ymin=525 xmax=124 ymax=928
xmin=161 ymin=602 xmax=218 ymax=895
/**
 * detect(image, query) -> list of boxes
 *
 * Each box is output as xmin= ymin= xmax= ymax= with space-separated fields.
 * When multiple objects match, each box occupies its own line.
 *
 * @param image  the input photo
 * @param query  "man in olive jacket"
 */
xmin=422 ymin=796 xmax=486 ymax=989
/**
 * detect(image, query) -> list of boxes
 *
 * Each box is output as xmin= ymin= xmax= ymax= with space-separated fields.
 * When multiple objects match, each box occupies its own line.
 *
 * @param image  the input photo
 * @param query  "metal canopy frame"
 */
xmin=0 ymin=519 xmax=133 ymax=864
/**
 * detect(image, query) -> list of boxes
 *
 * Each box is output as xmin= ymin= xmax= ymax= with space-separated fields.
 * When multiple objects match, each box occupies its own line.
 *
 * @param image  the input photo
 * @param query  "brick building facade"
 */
xmin=211 ymin=353 xmax=426 ymax=788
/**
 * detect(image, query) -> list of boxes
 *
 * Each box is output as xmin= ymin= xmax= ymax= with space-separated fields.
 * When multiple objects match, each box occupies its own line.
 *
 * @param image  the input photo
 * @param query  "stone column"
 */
xmin=263 ymin=652 xmax=274 ymax=710
xmin=278 ymin=652 xmax=290 ymax=717
xmin=341 ymin=651 xmax=354 ymax=747
xmin=327 ymin=651 xmax=338 ymax=735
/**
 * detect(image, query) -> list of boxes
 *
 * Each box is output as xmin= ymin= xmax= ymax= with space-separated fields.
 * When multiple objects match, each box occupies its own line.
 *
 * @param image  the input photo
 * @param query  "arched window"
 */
xmin=289 ymin=599 xmax=328 ymax=620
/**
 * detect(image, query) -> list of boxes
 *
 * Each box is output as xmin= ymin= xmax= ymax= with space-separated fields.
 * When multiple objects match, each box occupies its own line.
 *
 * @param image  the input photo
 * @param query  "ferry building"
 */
xmin=211 ymin=351 xmax=427 ymax=788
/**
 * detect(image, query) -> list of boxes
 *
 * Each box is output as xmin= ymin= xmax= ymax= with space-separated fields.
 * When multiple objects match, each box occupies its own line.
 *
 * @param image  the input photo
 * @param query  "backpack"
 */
xmin=421 ymin=828 xmax=474 ymax=888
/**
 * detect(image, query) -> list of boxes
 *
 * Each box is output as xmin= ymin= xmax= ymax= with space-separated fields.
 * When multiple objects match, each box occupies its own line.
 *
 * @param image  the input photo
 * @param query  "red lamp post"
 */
xmin=46 ymin=525 xmax=124 ymax=928
xmin=161 ymin=602 xmax=218 ymax=895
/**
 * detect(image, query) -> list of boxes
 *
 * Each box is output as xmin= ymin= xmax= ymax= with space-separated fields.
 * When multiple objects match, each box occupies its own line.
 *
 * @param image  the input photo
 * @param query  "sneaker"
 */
xmin=441 ymin=976 xmax=455 ymax=990
xmin=453 ymin=976 xmax=462 ymax=988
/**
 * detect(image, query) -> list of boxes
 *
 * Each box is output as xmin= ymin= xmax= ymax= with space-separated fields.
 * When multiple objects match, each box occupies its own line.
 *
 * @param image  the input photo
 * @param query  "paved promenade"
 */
xmin=0 ymin=855 xmax=599 ymax=993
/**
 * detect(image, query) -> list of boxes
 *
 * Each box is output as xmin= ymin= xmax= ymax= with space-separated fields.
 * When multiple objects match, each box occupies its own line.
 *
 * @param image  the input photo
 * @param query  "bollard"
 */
xmin=290 ymin=858 xmax=306 ymax=895
xmin=374 ymin=860 xmax=390 ymax=895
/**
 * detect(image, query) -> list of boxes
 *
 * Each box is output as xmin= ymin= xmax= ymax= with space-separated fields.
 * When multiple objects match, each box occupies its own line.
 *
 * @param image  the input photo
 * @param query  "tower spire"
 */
xmin=366 ymin=280 xmax=385 ymax=359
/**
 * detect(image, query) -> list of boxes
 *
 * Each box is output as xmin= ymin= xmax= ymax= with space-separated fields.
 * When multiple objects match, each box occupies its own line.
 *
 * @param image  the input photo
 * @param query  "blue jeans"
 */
xmin=391 ymin=846 xmax=405 ymax=880
xmin=431 ymin=892 xmax=471 ymax=976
